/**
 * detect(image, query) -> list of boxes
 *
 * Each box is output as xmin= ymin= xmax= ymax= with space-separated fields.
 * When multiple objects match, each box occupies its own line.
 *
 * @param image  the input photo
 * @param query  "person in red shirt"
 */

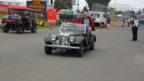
xmin=82 ymin=12 xmax=95 ymax=32
xmin=73 ymin=13 xmax=82 ymax=24
xmin=90 ymin=14 xmax=96 ymax=31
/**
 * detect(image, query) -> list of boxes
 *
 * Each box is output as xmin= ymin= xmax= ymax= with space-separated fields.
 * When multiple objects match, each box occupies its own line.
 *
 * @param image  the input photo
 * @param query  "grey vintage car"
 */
xmin=44 ymin=23 xmax=96 ymax=57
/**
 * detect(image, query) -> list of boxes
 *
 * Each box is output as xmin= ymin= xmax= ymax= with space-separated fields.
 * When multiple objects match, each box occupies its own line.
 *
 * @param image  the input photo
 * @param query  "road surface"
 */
xmin=0 ymin=27 xmax=144 ymax=81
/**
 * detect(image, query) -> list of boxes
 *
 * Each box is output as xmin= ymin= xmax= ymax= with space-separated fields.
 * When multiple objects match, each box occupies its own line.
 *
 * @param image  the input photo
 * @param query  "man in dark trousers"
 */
xmin=132 ymin=16 xmax=139 ymax=41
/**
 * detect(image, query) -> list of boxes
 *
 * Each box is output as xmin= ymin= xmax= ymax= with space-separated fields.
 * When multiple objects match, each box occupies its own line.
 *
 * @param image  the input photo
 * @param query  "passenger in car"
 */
xmin=73 ymin=13 xmax=82 ymax=24
xmin=82 ymin=11 xmax=95 ymax=32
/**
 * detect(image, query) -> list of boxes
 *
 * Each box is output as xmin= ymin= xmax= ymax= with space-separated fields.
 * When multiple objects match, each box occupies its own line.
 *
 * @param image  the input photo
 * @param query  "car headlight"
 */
xmin=51 ymin=35 xmax=57 ymax=41
xmin=69 ymin=36 xmax=75 ymax=42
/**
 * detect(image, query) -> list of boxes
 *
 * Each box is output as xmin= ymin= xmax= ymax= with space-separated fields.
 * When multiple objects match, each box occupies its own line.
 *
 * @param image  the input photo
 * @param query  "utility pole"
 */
xmin=77 ymin=0 xmax=79 ymax=12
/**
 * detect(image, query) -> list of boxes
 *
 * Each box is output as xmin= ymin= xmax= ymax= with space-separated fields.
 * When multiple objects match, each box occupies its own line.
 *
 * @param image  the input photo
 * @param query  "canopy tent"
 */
xmin=0 ymin=4 xmax=33 ymax=14
xmin=8 ymin=5 xmax=33 ymax=10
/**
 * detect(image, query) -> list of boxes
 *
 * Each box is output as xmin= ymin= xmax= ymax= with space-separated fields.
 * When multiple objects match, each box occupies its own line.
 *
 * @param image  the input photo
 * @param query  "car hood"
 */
xmin=59 ymin=32 xmax=74 ymax=36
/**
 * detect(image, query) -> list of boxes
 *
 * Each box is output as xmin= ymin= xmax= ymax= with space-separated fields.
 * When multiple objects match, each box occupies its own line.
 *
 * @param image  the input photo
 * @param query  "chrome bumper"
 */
xmin=45 ymin=44 xmax=80 ymax=49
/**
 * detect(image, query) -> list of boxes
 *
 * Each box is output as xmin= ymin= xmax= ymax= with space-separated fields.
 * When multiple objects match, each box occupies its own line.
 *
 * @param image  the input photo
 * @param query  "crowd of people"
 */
xmin=61 ymin=8 xmax=140 ymax=41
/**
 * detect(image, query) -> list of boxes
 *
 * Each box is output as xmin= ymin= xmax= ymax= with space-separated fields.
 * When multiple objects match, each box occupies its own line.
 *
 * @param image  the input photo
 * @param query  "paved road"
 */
xmin=0 ymin=27 xmax=144 ymax=81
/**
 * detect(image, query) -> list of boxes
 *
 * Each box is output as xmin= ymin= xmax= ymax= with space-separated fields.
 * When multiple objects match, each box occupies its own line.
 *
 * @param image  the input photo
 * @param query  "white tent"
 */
xmin=0 ymin=0 xmax=26 ymax=6
xmin=117 ymin=14 xmax=122 ymax=17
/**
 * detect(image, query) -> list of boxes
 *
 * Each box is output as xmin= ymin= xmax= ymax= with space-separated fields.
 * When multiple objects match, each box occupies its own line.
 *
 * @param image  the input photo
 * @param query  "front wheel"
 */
xmin=3 ymin=25 xmax=9 ymax=33
xmin=76 ymin=43 xmax=84 ymax=57
xmin=45 ymin=46 xmax=52 ymax=55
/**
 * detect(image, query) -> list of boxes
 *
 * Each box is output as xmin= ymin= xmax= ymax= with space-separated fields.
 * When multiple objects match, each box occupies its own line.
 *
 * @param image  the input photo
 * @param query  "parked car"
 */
xmin=90 ymin=11 xmax=107 ymax=27
xmin=1 ymin=5 xmax=36 ymax=33
xmin=44 ymin=23 xmax=96 ymax=57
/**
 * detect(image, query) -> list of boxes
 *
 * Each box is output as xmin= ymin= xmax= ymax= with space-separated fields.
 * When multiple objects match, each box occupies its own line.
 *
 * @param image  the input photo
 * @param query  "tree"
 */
xmin=54 ymin=0 xmax=72 ymax=10
xmin=137 ymin=9 xmax=142 ymax=15
xmin=86 ymin=0 xmax=111 ymax=10
xmin=142 ymin=8 xmax=144 ymax=13
xmin=116 ymin=11 xmax=122 ymax=15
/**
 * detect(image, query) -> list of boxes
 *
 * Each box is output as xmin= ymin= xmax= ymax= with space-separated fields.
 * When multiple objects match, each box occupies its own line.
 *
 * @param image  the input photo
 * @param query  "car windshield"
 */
xmin=8 ymin=14 xmax=21 ymax=19
xmin=61 ymin=23 xmax=85 ymax=33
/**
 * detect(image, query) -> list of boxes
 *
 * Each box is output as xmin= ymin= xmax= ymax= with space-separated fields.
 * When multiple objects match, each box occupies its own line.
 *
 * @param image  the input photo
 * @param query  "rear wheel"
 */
xmin=90 ymin=41 xmax=95 ymax=50
xmin=45 ymin=46 xmax=52 ymax=55
xmin=16 ymin=26 xmax=22 ymax=34
xmin=21 ymin=28 xmax=24 ymax=33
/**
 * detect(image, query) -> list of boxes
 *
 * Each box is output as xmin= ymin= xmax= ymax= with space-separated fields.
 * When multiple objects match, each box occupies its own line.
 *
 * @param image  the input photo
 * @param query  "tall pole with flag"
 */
xmin=76 ymin=0 xmax=80 ymax=12
xmin=77 ymin=0 xmax=79 ymax=12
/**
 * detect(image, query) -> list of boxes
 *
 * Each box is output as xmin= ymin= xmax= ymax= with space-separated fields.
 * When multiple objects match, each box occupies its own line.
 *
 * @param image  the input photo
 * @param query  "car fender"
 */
xmin=44 ymin=34 xmax=53 ymax=43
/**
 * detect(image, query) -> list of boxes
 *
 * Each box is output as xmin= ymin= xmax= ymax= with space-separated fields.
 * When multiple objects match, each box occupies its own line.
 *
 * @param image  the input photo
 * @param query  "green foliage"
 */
xmin=86 ymin=0 xmax=110 ymax=5
xmin=0 ymin=14 xmax=6 ymax=19
xmin=0 ymin=24 xmax=4 ymax=29
xmin=54 ymin=0 xmax=72 ymax=10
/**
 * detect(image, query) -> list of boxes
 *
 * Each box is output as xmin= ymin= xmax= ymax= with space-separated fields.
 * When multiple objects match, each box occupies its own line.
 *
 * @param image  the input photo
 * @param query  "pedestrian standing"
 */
xmin=131 ymin=16 xmax=139 ymax=41
xmin=106 ymin=16 xmax=111 ymax=28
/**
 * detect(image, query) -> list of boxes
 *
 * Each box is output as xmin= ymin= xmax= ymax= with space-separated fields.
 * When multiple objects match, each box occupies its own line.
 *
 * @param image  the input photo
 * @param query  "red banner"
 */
xmin=0 ymin=4 xmax=33 ymax=14
xmin=0 ymin=4 xmax=9 ymax=14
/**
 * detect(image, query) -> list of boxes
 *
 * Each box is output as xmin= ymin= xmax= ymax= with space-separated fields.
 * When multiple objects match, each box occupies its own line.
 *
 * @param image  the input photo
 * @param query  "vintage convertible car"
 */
xmin=1 ymin=4 xmax=36 ymax=33
xmin=44 ymin=23 xmax=96 ymax=57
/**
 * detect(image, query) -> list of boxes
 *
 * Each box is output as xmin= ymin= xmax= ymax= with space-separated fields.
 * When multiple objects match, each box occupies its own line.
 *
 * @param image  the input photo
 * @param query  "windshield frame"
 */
xmin=61 ymin=23 xmax=85 ymax=33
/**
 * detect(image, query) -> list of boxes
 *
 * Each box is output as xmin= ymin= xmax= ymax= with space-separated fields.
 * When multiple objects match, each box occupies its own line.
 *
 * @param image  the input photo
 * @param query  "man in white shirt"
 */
xmin=132 ymin=16 xmax=139 ymax=41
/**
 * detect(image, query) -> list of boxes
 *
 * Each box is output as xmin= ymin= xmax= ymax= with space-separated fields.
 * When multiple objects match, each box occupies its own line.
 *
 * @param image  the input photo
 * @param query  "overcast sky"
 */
xmin=1 ymin=0 xmax=144 ymax=11
xmin=109 ymin=0 xmax=144 ymax=11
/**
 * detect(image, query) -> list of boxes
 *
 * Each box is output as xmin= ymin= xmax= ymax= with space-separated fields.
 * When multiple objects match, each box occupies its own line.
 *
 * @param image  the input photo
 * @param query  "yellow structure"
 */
xmin=111 ymin=0 xmax=117 ymax=27
xmin=111 ymin=9 xmax=116 ymax=27
xmin=29 ymin=0 xmax=45 ymax=26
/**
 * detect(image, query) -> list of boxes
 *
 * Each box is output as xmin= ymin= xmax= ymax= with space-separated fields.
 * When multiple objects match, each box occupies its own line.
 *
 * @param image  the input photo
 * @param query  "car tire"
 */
xmin=90 ymin=41 xmax=95 ymax=50
xmin=21 ymin=28 xmax=24 ymax=33
xmin=31 ymin=29 xmax=36 ymax=33
xmin=3 ymin=25 xmax=9 ymax=33
xmin=76 ymin=43 xmax=84 ymax=57
xmin=45 ymin=46 xmax=52 ymax=55
xmin=90 ymin=36 xmax=96 ymax=50
xmin=16 ymin=26 xmax=22 ymax=34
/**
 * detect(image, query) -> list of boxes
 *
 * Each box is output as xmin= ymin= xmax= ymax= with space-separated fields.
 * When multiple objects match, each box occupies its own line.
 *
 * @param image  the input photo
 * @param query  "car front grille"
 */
xmin=59 ymin=35 xmax=69 ymax=45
